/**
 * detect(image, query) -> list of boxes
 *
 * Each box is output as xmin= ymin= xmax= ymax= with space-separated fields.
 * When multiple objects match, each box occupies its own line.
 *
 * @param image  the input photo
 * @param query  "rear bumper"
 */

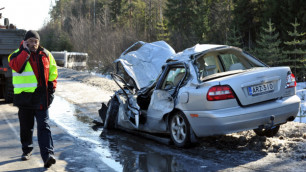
xmin=184 ymin=95 xmax=301 ymax=137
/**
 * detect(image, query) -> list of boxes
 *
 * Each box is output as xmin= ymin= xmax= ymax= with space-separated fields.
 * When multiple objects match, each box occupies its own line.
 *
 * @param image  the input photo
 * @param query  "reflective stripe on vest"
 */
xmin=13 ymin=83 xmax=37 ymax=88
xmin=12 ymin=62 xmax=38 ymax=94
xmin=13 ymin=71 xmax=35 ymax=77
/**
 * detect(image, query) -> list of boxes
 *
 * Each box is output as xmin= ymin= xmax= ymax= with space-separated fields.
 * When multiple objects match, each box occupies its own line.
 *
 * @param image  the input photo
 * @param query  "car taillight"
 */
xmin=207 ymin=85 xmax=235 ymax=101
xmin=286 ymin=73 xmax=296 ymax=88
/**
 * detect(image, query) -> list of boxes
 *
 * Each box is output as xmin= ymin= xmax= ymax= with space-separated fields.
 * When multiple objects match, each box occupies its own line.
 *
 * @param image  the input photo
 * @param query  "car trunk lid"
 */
xmin=218 ymin=67 xmax=294 ymax=106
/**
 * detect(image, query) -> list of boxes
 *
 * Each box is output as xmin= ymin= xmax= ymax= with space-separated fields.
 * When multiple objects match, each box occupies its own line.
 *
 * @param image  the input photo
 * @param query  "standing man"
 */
xmin=8 ymin=30 xmax=58 ymax=168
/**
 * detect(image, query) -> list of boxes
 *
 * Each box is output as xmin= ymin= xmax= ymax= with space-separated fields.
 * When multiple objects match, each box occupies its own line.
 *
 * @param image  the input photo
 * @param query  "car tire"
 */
xmin=170 ymin=111 xmax=191 ymax=147
xmin=253 ymin=125 xmax=280 ymax=137
xmin=105 ymin=96 xmax=119 ymax=129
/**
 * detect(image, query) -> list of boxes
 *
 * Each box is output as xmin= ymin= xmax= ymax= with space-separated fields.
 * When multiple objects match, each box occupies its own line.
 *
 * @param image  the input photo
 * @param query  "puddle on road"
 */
xmin=50 ymin=96 xmax=123 ymax=171
xmin=49 ymin=96 xmax=222 ymax=171
xmin=98 ymin=130 xmax=221 ymax=172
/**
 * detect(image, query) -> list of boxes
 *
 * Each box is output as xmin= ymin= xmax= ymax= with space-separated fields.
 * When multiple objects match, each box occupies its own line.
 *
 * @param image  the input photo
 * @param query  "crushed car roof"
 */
xmin=170 ymin=44 xmax=227 ymax=61
xmin=116 ymin=41 xmax=229 ymax=89
xmin=115 ymin=41 xmax=175 ymax=89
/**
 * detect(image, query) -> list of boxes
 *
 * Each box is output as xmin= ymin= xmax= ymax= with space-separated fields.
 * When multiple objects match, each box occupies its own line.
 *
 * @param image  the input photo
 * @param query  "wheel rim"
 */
xmin=171 ymin=114 xmax=187 ymax=144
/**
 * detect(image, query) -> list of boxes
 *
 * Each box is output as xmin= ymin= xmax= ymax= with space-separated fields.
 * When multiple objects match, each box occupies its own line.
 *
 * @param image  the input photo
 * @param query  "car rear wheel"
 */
xmin=170 ymin=111 xmax=190 ymax=147
xmin=253 ymin=125 xmax=280 ymax=137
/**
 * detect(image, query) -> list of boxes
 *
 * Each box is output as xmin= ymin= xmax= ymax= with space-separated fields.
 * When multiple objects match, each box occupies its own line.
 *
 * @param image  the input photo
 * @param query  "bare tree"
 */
xmin=69 ymin=17 xmax=139 ymax=73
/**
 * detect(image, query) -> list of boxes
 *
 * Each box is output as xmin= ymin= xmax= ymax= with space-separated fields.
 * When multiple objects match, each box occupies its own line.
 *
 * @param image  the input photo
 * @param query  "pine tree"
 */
xmin=165 ymin=0 xmax=202 ymax=50
xmin=226 ymin=25 xmax=243 ymax=48
xmin=262 ymin=0 xmax=306 ymax=44
xmin=255 ymin=18 xmax=284 ymax=66
xmin=232 ymin=0 xmax=264 ymax=49
xmin=109 ymin=0 xmax=122 ymax=23
xmin=284 ymin=18 xmax=306 ymax=81
xmin=201 ymin=0 xmax=233 ymax=44
xmin=156 ymin=17 xmax=170 ymax=42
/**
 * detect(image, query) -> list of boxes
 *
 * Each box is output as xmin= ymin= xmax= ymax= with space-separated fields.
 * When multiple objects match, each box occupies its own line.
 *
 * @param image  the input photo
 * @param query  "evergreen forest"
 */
xmin=39 ymin=0 xmax=305 ymax=81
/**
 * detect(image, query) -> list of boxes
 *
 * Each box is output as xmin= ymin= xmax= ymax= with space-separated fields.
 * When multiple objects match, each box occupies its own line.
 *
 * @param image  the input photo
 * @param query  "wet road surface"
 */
xmin=50 ymin=95 xmax=305 ymax=172
xmin=0 ymin=99 xmax=116 ymax=171
xmin=1 ymin=96 xmax=305 ymax=171
xmin=49 ymin=96 xmax=230 ymax=171
xmin=49 ymin=95 xmax=306 ymax=172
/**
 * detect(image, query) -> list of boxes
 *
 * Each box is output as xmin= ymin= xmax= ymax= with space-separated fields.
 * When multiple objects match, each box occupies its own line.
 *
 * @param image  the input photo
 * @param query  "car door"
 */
xmin=146 ymin=64 xmax=187 ymax=124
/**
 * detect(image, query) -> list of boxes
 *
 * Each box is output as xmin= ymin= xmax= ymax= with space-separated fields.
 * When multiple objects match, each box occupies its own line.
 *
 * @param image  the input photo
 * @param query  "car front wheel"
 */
xmin=105 ymin=96 xmax=119 ymax=129
xmin=253 ymin=125 xmax=280 ymax=137
xmin=170 ymin=111 xmax=190 ymax=147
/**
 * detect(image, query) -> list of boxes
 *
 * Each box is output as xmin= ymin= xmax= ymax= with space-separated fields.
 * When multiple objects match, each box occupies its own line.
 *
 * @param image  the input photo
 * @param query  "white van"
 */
xmin=51 ymin=51 xmax=88 ymax=69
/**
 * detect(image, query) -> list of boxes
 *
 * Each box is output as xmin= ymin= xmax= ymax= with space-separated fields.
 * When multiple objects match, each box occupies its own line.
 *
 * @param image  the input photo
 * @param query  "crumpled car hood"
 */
xmin=115 ymin=41 xmax=175 ymax=89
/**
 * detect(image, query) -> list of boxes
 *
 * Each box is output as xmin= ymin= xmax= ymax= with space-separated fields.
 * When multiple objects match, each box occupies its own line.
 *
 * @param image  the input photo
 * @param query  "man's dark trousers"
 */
xmin=18 ymin=108 xmax=54 ymax=162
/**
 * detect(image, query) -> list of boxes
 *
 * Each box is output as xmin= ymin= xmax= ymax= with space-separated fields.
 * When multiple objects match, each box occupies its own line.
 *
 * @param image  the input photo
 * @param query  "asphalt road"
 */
xmin=2 ymin=99 xmax=305 ymax=172
xmin=0 ymin=95 xmax=252 ymax=172
xmin=0 ymin=100 xmax=116 ymax=172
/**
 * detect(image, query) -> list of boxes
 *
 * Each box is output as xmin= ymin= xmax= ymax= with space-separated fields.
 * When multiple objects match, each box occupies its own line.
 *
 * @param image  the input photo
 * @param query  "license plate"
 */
xmin=248 ymin=83 xmax=274 ymax=96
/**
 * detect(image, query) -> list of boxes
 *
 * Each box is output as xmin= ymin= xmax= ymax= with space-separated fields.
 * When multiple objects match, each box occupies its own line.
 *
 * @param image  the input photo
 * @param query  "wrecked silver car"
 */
xmin=99 ymin=41 xmax=301 ymax=147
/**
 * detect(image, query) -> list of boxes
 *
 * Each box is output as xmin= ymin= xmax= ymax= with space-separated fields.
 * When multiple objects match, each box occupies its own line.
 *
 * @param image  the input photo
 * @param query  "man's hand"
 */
xmin=22 ymin=40 xmax=30 ymax=52
xmin=48 ymin=81 xmax=55 ymax=107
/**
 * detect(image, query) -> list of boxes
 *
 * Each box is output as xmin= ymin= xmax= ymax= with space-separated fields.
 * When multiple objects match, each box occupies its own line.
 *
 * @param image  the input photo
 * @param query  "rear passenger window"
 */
xmin=196 ymin=55 xmax=219 ymax=78
xmin=220 ymin=54 xmax=245 ymax=71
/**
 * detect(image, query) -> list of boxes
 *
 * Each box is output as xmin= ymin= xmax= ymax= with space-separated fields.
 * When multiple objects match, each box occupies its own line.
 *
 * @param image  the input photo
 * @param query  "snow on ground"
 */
xmin=296 ymin=82 xmax=306 ymax=123
xmin=58 ymin=68 xmax=119 ymax=93
xmin=199 ymin=122 xmax=306 ymax=161
xmin=56 ymin=67 xmax=306 ymax=163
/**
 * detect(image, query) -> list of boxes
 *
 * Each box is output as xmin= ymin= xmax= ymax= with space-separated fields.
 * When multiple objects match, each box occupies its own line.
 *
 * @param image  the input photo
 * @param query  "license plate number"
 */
xmin=248 ymin=83 xmax=274 ymax=96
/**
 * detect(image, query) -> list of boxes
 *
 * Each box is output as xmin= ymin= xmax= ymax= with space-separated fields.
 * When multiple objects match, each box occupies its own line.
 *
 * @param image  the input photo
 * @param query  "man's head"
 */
xmin=24 ymin=30 xmax=40 ymax=52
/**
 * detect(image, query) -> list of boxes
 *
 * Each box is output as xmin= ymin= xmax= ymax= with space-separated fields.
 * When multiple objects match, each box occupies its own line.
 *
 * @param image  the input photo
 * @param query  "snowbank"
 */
xmin=199 ymin=122 xmax=305 ymax=160
xmin=58 ymin=67 xmax=119 ymax=92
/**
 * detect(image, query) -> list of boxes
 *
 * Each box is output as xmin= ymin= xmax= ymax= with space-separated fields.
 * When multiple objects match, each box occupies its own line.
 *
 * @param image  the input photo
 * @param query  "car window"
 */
xmin=196 ymin=55 xmax=220 ymax=78
xmin=161 ymin=67 xmax=186 ymax=90
xmin=196 ymin=50 xmax=264 ymax=81
xmin=219 ymin=54 xmax=246 ymax=71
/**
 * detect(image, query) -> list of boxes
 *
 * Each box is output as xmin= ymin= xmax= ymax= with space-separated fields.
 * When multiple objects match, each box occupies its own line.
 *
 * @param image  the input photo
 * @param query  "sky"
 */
xmin=0 ymin=0 xmax=55 ymax=30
